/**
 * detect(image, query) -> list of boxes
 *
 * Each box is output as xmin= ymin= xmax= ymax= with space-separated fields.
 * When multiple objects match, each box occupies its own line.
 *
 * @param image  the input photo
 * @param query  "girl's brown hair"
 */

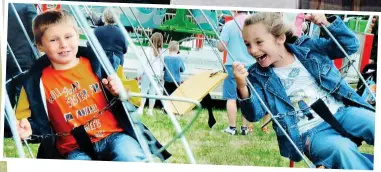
xmin=150 ymin=32 xmax=163 ymax=57
xmin=244 ymin=12 xmax=298 ymax=44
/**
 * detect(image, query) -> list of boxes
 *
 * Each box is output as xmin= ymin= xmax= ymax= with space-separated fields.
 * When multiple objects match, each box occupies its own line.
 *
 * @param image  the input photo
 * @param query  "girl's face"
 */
xmin=243 ymin=23 xmax=285 ymax=68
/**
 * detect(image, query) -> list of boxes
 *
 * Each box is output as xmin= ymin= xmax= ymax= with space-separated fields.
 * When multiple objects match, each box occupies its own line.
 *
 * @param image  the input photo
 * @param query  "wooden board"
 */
xmin=167 ymin=71 xmax=227 ymax=115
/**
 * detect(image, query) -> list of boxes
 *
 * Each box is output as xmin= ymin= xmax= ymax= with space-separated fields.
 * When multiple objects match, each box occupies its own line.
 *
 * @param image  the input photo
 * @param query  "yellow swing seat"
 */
xmin=167 ymin=71 xmax=227 ymax=115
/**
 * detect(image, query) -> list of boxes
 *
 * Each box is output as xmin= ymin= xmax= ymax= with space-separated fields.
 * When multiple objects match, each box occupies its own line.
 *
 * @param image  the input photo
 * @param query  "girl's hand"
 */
xmin=305 ymin=13 xmax=330 ymax=26
xmin=233 ymin=62 xmax=248 ymax=90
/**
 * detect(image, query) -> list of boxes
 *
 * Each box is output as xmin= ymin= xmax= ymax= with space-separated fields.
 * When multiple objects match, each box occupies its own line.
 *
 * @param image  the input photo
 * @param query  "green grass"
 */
xmin=3 ymin=108 xmax=374 ymax=168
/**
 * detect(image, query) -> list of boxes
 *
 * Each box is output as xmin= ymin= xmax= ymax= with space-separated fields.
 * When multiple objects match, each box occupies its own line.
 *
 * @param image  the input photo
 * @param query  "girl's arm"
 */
xmin=233 ymin=62 xmax=266 ymax=122
xmin=303 ymin=14 xmax=360 ymax=59
xmin=237 ymin=82 xmax=267 ymax=122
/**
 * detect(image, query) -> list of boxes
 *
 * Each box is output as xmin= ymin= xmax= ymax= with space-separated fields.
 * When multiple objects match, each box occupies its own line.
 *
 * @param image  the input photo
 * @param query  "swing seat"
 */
xmin=167 ymin=71 xmax=227 ymax=115
xmin=116 ymin=66 xmax=141 ymax=107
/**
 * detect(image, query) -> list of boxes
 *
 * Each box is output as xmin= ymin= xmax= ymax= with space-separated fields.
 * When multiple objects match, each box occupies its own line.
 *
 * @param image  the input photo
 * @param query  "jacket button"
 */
xmin=348 ymin=92 xmax=353 ymax=98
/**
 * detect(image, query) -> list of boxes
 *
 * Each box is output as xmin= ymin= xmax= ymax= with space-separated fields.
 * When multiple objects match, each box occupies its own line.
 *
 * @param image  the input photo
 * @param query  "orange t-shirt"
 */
xmin=41 ymin=57 xmax=123 ymax=155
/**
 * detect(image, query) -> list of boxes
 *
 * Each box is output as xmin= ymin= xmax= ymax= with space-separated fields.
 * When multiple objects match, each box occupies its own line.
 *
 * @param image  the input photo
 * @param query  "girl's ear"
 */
xmin=276 ymin=34 xmax=287 ymax=45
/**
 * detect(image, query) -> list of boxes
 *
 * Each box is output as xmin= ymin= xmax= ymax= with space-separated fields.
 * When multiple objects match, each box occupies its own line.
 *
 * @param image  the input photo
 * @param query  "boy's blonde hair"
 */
xmin=244 ymin=12 xmax=298 ymax=44
xmin=33 ymin=9 xmax=78 ymax=46
xmin=168 ymin=41 xmax=179 ymax=52
xmin=103 ymin=7 xmax=119 ymax=25
xmin=150 ymin=32 xmax=163 ymax=57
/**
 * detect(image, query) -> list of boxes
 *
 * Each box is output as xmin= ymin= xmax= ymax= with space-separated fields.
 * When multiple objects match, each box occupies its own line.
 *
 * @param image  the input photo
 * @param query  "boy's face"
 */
xmin=38 ymin=23 xmax=79 ymax=68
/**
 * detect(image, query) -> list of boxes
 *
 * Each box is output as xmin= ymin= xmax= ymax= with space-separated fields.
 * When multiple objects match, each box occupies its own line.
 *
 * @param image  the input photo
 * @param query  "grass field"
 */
xmin=3 ymin=108 xmax=374 ymax=168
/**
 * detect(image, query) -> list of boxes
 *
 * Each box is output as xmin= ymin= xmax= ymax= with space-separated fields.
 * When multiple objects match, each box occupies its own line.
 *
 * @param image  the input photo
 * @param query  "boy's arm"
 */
xmin=304 ymin=15 xmax=360 ymax=59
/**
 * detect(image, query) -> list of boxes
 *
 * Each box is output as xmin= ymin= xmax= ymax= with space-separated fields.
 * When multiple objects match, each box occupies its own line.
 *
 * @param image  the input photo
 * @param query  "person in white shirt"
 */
xmin=137 ymin=32 xmax=164 ymax=116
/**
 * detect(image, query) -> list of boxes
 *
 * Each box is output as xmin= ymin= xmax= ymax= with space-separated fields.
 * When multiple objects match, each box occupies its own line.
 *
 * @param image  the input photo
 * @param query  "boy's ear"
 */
xmin=276 ymin=34 xmax=287 ymax=45
xmin=37 ymin=43 xmax=44 ymax=52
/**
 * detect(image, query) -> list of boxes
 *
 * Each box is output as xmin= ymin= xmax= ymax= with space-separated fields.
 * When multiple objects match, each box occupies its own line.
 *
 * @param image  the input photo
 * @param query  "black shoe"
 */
xmin=241 ymin=127 xmax=248 ymax=135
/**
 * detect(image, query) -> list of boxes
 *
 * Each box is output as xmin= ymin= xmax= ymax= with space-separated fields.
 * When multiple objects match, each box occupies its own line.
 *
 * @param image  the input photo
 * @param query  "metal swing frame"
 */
xmin=4 ymin=4 xmax=203 ymax=163
xmin=222 ymin=10 xmax=376 ymax=168
xmin=197 ymin=9 xmax=314 ymax=168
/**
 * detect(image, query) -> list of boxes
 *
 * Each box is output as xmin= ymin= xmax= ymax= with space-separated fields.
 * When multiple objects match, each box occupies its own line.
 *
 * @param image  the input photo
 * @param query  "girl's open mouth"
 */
xmin=258 ymin=54 xmax=267 ymax=61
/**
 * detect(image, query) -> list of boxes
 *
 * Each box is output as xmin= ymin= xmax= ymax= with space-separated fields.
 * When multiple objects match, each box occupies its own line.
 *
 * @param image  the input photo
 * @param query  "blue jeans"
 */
xmin=67 ymin=132 xmax=146 ymax=162
xmin=301 ymin=106 xmax=374 ymax=169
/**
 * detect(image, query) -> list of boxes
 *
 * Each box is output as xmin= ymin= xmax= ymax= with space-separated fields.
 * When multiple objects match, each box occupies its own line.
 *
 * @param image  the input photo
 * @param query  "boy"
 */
xmin=15 ymin=9 xmax=170 ymax=161
xmin=163 ymin=41 xmax=185 ymax=95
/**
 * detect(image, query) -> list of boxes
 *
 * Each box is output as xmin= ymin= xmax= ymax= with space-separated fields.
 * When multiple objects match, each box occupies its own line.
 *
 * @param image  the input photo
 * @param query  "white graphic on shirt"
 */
xmin=46 ymin=81 xmax=105 ymax=136
xmin=273 ymin=56 xmax=344 ymax=134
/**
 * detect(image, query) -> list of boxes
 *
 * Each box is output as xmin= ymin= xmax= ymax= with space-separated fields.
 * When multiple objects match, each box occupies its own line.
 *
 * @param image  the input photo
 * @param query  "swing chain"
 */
xmin=26 ymin=97 xmax=119 ymax=141
xmin=209 ymin=70 xmax=223 ymax=77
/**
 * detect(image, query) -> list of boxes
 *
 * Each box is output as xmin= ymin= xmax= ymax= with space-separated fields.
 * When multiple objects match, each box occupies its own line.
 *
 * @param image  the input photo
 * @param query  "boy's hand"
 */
xmin=233 ymin=62 xmax=248 ymax=90
xmin=102 ymin=76 xmax=119 ymax=96
xmin=17 ymin=118 xmax=32 ymax=140
xmin=305 ymin=13 xmax=330 ymax=26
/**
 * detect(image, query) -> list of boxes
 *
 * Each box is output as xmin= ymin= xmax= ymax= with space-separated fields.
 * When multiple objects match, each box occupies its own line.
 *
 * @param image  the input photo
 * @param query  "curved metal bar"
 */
xmin=128 ymin=92 xmax=202 ymax=154
xmin=6 ymin=71 xmax=27 ymax=84
xmin=159 ymin=36 xmax=211 ymax=55
xmin=199 ymin=10 xmax=314 ymax=168
xmin=114 ymin=7 xmax=197 ymax=164
xmin=186 ymin=9 xmax=226 ymax=73
xmin=4 ymin=91 xmax=26 ymax=158
xmin=6 ymin=42 xmax=34 ymax=158
xmin=228 ymin=12 xmax=374 ymax=101
xmin=23 ymin=140 xmax=34 ymax=158
xmin=10 ymin=3 xmax=40 ymax=60
xmin=83 ymin=6 xmax=96 ymax=26
xmin=70 ymin=5 xmax=154 ymax=162
xmin=321 ymin=24 xmax=376 ymax=101
xmin=118 ymin=7 xmax=186 ymax=118
xmin=7 ymin=42 xmax=23 ymax=73
xmin=126 ymin=7 xmax=181 ymax=89
xmin=119 ymin=8 xmax=177 ymax=98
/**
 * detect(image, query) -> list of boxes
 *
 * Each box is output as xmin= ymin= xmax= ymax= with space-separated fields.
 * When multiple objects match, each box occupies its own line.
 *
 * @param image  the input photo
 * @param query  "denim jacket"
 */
xmin=238 ymin=16 xmax=374 ymax=162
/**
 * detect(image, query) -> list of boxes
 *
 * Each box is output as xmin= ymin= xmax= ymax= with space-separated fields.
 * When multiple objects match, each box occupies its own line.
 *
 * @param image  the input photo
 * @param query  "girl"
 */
xmin=137 ymin=32 xmax=164 ymax=116
xmin=234 ymin=12 xmax=375 ymax=169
